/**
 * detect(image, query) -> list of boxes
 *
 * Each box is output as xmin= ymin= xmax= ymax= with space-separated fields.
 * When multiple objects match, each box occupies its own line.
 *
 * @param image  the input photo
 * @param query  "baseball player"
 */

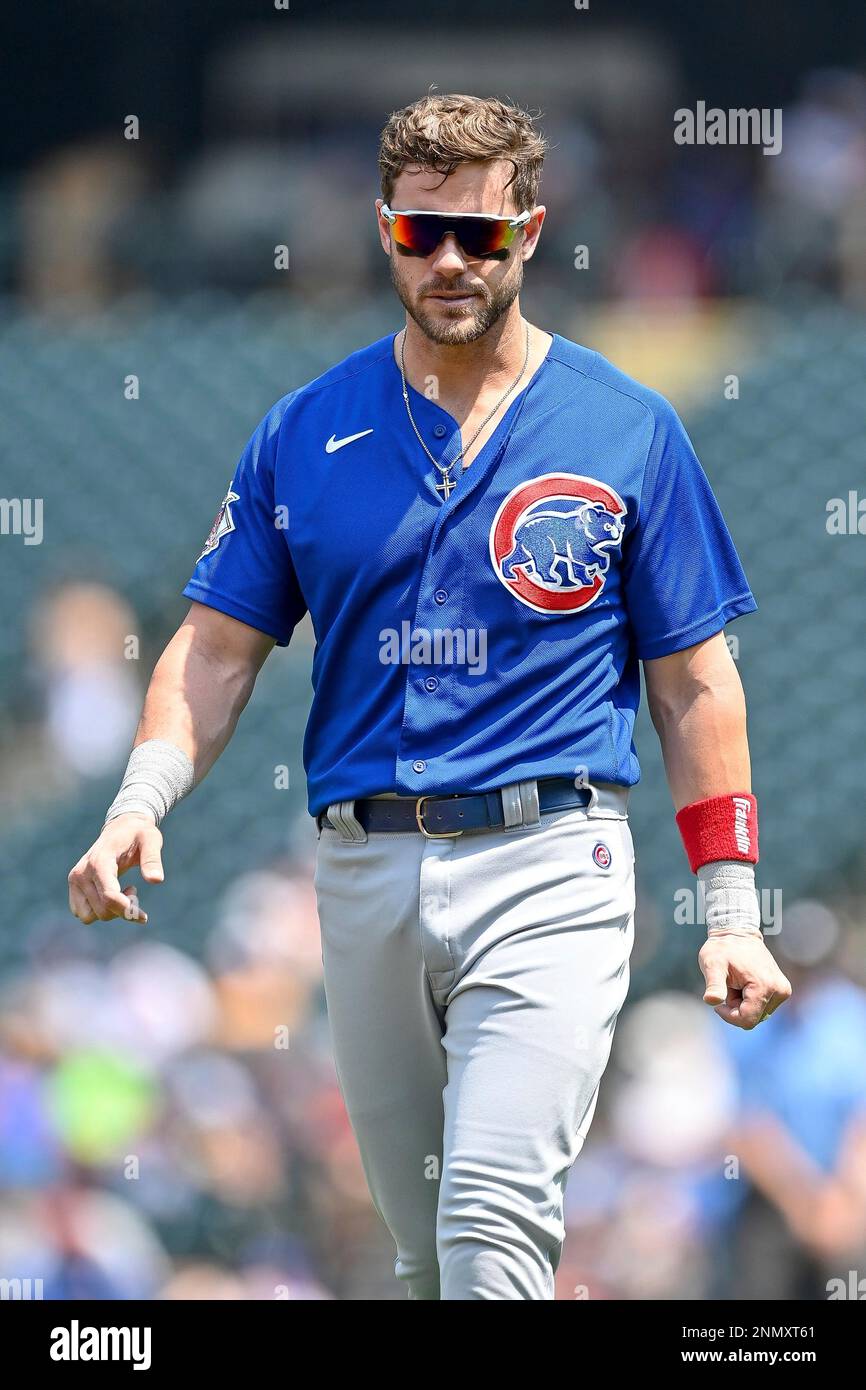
xmin=68 ymin=93 xmax=791 ymax=1301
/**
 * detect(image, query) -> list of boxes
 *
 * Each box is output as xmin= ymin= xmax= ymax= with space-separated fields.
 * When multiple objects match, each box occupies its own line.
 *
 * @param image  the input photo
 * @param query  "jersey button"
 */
xmin=424 ymin=676 xmax=439 ymax=692
xmin=434 ymin=589 xmax=448 ymax=604
xmin=433 ymin=424 xmax=447 ymax=439
xmin=412 ymin=759 xmax=427 ymax=774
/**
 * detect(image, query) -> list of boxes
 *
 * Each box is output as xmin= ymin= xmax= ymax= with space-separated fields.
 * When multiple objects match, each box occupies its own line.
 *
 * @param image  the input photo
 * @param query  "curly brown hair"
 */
xmin=378 ymin=93 xmax=547 ymax=213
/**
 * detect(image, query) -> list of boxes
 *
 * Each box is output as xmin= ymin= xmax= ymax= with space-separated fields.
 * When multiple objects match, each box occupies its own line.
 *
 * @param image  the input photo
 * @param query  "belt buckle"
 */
xmin=415 ymin=795 xmax=462 ymax=839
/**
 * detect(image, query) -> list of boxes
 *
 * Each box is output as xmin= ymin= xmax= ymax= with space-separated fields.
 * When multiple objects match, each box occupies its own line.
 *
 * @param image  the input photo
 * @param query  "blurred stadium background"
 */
xmin=1 ymin=0 xmax=866 ymax=1300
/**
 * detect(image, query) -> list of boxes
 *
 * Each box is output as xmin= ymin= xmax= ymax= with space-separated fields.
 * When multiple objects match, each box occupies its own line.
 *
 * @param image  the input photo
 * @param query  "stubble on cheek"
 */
xmin=388 ymin=252 xmax=523 ymax=346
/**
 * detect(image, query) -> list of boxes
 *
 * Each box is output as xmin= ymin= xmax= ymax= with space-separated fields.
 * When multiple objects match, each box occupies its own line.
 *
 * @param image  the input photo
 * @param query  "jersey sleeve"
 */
xmin=182 ymin=403 xmax=307 ymax=646
xmin=622 ymin=399 xmax=756 ymax=660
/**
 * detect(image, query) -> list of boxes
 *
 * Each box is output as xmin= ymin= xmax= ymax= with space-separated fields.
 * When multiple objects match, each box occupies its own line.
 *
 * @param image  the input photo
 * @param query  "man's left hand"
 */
xmin=699 ymin=934 xmax=792 ymax=1029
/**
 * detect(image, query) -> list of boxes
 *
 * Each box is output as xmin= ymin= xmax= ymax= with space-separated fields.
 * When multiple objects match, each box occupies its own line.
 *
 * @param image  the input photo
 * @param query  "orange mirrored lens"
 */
xmin=388 ymin=213 xmax=516 ymax=258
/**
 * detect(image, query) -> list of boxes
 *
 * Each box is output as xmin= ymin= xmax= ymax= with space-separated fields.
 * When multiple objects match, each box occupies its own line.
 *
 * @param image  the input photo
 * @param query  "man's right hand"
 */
xmin=67 ymin=814 xmax=164 ymax=924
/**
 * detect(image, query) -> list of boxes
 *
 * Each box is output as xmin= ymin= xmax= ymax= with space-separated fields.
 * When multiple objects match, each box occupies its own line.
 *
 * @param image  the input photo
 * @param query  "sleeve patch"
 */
xmin=197 ymin=483 xmax=240 ymax=561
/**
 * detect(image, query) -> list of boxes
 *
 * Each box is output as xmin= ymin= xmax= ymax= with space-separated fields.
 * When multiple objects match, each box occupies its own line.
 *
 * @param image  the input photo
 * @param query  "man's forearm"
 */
xmin=646 ymin=638 xmax=750 ymax=810
xmin=104 ymin=605 xmax=274 ymax=828
xmin=135 ymin=617 xmax=261 ymax=783
xmin=643 ymin=634 xmax=791 ymax=1026
xmin=69 ymin=605 xmax=273 ymax=924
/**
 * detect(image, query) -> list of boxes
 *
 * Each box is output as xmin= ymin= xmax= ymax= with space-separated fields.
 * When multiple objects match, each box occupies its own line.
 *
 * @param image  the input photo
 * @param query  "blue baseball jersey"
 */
xmin=183 ymin=331 xmax=756 ymax=815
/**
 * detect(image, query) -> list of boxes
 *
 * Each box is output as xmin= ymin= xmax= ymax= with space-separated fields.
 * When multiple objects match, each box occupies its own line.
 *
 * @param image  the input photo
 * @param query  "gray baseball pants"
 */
xmin=313 ymin=781 xmax=635 ymax=1301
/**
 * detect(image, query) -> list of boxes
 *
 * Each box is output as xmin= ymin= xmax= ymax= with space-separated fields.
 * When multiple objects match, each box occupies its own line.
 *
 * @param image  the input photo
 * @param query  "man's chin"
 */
xmin=411 ymin=302 xmax=491 ymax=346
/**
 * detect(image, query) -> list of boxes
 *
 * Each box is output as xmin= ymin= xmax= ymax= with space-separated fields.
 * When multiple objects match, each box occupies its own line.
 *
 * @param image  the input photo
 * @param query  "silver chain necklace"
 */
xmin=399 ymin=321 xmax=531 ymax=500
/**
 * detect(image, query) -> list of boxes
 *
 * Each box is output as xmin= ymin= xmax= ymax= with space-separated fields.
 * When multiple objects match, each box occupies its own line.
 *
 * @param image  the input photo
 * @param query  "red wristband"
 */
xmin=675 ymin=792 xmax=758 ymax=873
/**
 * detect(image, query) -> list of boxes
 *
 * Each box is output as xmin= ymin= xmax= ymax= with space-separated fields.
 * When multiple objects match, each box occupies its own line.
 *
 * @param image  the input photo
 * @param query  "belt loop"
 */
xmin=326 ymin=800 xmax=368 ymax=843
xmin=583 ymin=781 xmax=630 ymax=817
xmin=501 ymin=779 xmax=541 ymax=831
xmin=573 ymin=765 xmax=599 ymax=815
xmin=500 ymin=783 xmax=523 ymax=830
xmin=517 ymin=779 xmax=540 ymax=827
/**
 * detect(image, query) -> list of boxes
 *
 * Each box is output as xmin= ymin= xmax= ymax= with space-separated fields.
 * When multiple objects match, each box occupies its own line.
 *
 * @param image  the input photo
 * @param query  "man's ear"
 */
xmin=520 ymin=206 xmax=546 ymax=262
xmin=375 ymin=198 xmax=391 ymax=256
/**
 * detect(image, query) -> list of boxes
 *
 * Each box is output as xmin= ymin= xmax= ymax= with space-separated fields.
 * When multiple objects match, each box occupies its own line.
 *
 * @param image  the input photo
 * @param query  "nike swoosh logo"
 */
xmin=325 ymin=429 xmax=374 ymax=453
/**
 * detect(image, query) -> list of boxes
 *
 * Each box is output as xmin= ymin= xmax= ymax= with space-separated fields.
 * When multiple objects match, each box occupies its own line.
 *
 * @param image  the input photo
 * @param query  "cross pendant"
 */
xmin=435 ymin=473 xmax=457 ymax=500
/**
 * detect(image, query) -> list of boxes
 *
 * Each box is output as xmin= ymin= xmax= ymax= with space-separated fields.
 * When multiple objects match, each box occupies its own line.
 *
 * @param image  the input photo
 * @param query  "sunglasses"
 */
xmin=380 ymin=204 xmax=531 ymax=259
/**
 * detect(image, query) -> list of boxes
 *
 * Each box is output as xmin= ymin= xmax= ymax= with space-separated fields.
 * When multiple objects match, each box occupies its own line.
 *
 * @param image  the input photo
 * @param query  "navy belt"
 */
xmin=316 ymin=778 xmax=592 ymax=839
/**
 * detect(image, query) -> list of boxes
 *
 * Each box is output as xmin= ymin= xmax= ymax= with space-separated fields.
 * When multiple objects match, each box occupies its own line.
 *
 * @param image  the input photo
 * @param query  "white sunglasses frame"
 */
xmin=380 ymin=204 xmax=532 ymax=229
xmin=379 ymin=204 xmax=532 ymax=252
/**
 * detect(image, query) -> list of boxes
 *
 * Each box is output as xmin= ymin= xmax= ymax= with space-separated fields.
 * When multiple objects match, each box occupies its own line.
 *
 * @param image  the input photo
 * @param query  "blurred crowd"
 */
xmin=0 ymin=843 xmax=395 ymax=1300
xmin=8 ymin=61 xmax=866 ymax=316
xmin=561 ymin=904 xmax=866 ymax=1301
xmin=1 ymin=583 xmax=142 ymax=819
xmin=2 ymin=857 xmax=865 ymax=1299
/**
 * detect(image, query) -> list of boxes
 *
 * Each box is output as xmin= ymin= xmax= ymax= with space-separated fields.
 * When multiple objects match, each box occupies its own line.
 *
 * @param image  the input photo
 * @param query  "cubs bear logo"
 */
xmin=489 ymin=473 xmax=626 ymax=614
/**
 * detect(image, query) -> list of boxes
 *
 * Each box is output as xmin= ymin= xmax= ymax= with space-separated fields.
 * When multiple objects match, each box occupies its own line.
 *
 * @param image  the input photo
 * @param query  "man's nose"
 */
xmin=430 ymin=234 xmax=469 ymax=276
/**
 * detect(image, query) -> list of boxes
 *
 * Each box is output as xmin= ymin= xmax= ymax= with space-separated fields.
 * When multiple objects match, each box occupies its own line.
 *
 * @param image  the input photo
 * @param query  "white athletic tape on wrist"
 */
xmin=103 ymin=739 xmax=195 ymax=828
xmin=698 ymin=860 xmax=762 ymax=939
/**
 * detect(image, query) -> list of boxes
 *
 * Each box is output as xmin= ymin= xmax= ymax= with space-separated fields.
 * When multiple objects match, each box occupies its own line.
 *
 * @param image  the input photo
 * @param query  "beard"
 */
xmin=389 ymin=251 xmax=524 ymax=346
